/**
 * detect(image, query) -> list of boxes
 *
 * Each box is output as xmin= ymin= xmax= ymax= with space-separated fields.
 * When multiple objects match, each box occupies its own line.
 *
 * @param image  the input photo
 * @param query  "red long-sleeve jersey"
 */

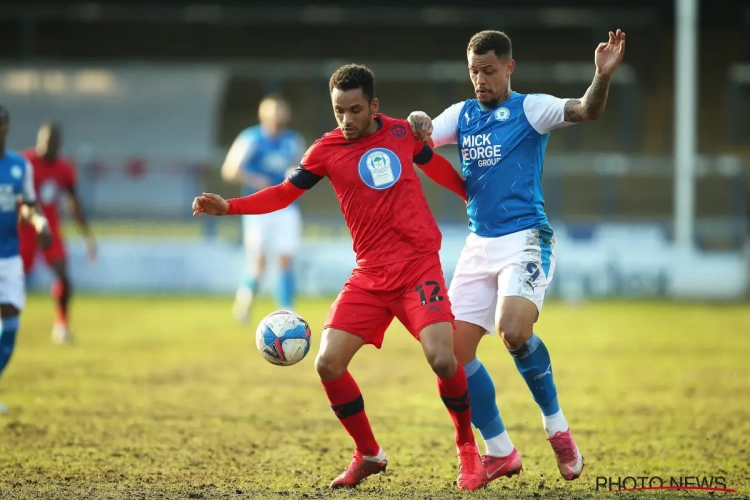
xmin=228 ymin=114 xmax=466 ymax=267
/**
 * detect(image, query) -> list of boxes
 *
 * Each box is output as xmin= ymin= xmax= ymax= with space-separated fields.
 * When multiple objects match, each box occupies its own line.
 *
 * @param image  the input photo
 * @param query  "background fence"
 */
xmin=1 ymin=0 xmax=747 ymax=300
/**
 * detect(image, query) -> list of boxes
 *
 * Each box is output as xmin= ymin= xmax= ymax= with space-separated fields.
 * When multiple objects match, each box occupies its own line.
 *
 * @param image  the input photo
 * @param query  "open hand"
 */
xmin=408 ymin=111 xmax=433 ymax=142
xmin=595 ymin=29 xmax=626 ymax=77
xmin=192 ymin=192 xmax=230 ymax=216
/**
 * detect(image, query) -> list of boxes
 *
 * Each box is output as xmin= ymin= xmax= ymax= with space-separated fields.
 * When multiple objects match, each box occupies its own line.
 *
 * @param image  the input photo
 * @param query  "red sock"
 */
xmin=51 ymin=279 xmax=69 ymax=325
xmin=321 ymin=371 xmax=380 ymax=457
xmin=438 ymin=364 xmax=474 ymax=447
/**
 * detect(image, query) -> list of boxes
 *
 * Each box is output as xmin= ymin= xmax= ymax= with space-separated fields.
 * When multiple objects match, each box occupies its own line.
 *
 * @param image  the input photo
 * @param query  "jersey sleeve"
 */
xmin=415 ymin=151 xmax=466 ymax=202
xmin=21 ymin=159 xmax=37 ymax=203
xmin=227 ymin=179 xmax=305 ymax=215
xmin=431 ymin=101 xmax=465 ymax=148
xmin=524 ymin=94 xmax=575 ymax=135
xmin=288 ymin=139 xmax=327 ymax=190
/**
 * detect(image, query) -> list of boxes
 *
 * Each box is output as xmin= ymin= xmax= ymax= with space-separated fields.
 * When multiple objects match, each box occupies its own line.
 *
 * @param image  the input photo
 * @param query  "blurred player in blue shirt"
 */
xmin=408 ymin=29 xmax=626 ymax=483
xmin=0 ymin=105 xmax=52 ymax=413
xmin=221 ymin=95 xmax=305 ymax=323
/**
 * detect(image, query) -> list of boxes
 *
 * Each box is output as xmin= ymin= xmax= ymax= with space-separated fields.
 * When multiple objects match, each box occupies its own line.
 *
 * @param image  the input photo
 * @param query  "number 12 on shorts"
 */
xmin=415 ymin=281 xmax=444 ymax=306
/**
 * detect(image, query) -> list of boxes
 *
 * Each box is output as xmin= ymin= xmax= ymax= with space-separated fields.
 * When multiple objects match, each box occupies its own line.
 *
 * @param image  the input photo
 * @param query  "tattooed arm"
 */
xmin=564 ymin=29 xmax=626 ymax=123
xmin=563 ymin=73 xmax=612 ymax=123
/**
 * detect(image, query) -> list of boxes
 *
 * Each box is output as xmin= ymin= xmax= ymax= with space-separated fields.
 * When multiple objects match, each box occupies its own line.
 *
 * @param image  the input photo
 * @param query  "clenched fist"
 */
xmin=192 ymin=192 xmax=230 ymax=216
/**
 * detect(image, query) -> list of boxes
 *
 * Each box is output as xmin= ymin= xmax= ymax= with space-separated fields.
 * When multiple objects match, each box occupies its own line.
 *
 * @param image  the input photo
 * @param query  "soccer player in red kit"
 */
xmin=19 ymin=122 xmax=96 ymax=344
xmin=193 ymin=64 xmax=486 ymax=491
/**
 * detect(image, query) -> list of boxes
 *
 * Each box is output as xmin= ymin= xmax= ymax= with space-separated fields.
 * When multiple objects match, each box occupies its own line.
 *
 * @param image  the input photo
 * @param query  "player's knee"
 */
xmin=314 ymin=352 xmax=347 ymax=381
xmin=51 ymin=276 xmax=72 ymax=297
xmin=497 ymin=317 xmax=532 ymax=350
xmin=427 ymin=351 xmax=458 ymax=379
xmin=51 ymin=268 xmax=72 ymax=288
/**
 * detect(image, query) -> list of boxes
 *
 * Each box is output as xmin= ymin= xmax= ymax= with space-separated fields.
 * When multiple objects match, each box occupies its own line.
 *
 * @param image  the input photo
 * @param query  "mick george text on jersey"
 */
xmin=460 ymin=133 xmax=502 ymax=168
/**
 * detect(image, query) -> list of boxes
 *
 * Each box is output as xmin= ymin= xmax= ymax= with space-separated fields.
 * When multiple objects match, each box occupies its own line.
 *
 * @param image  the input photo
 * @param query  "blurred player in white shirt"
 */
xmin=221 ymin=95 xmax=305 ymax=323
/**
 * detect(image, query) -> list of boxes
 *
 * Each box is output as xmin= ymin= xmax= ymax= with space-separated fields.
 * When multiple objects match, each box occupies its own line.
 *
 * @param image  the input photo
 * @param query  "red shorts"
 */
xmin=325 ymin=252 xmax=455 ymax=349
xmin=19 ymin=222 xmax=66 ymax=274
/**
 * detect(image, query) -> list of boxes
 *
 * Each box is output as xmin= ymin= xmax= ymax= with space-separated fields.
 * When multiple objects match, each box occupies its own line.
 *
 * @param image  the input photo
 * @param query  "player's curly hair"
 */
xmin=329 ymin=64 xmax=375 ymax=102
xmin=0 ymin=105 xmax=9 ymax=124
xmin=467 ymin=30 xmax=512 ymax=59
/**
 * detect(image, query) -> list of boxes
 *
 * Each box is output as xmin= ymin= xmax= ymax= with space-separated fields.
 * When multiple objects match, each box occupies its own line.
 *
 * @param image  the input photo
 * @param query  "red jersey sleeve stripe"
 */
xmin=412 ymin=142 xmax=434 ymax=165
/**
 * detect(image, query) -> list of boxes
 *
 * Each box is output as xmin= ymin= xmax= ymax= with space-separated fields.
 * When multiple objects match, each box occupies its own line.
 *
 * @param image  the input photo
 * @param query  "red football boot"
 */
xmin=456 ymin=442 xmax=486 ymax=491
xmin=330 ymin=449 xmax=387 ymax=488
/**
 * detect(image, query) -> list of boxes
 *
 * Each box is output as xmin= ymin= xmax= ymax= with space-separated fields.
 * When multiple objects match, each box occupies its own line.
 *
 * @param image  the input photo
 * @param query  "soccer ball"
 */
xmin=255 ymin=310 xmax=312 ymax=366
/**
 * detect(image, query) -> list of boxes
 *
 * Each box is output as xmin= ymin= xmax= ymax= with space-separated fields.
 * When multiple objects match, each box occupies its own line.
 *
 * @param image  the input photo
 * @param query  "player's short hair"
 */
xmin=259 ymin=93 xmax=288 ymax=107
xmin=329 ymin=64 xmax=375 ymax=102
xmin=0 ymin=105 xmax=9 ymax=124
xmin=467 ymin=30 xmax=512 ymax=60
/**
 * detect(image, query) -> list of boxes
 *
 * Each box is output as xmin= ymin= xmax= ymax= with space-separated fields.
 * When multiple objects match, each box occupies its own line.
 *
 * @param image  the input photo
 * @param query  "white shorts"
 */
xmin=0 ymin=256 xmax=26 ymax=311
xmin=242 ymin=205 xmax=302 ymax=257
xmin=448 ymin=227 xmax=556 ymax=334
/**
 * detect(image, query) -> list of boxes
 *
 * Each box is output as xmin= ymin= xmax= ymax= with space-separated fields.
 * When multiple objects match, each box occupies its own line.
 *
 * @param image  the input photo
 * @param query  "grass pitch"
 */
xmin=2 ymin=296 xmax=749 ymax=499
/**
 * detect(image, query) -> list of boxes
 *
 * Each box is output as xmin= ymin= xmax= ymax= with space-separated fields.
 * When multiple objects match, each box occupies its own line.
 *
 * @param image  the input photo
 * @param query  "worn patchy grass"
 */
xmin=1 ymin=296 xmax=748 ymax=499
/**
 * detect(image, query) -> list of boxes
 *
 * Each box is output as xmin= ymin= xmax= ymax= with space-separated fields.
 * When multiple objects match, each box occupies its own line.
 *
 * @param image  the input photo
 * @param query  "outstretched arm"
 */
xmin=192 ymin=179 xmax=305 ymax=217
xmin=563 ymin=74 xmax=612 ymax=123
xmin=564 ymin=29 xmax=626 ymax=123
xmin=413 ymin=142 xmax=467 ymax=202
xmin=227 ymin=179 xmax=305 ymax=215
xmin=194 ymin=140 xmax=328 ymax=217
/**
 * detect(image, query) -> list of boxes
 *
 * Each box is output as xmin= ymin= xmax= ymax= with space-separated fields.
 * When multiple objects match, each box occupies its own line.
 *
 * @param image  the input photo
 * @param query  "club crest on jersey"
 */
xmin=358 ymin=148 xmax=402 ymax=190
xmin=39 ymin=179 xmax=60 ymax=204
xmin=390 ymin=124 xmax=407 ymax=138
xmin=494 ymin=107 xmax=510 ymax=121
xmin=10 ymin=165 xmax=22 ymax=179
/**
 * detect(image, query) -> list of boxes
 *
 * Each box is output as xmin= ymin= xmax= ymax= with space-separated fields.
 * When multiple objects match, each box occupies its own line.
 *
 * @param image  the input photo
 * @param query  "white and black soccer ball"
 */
xmin=255 ymin=310 xmax=312 ymax=366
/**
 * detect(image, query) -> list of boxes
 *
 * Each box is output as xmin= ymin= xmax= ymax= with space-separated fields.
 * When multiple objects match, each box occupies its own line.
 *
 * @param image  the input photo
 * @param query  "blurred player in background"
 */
xmin=0 ymin=106 xmax=52 ymax=413
xmin=221 ymin=95 xmax=305 ymax=323
xmin=409 ymin=29 xmax=626 ymax=482
xmin=19 ymin=122 xmax=96 ymax=345
xmin=194 ymin=64 xmax=487 ymax=491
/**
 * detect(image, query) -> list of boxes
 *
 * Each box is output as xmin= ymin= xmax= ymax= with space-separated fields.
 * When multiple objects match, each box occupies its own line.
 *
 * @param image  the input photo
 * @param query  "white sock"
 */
xmin=235 ymin=287 xmax=254 ymax=304
xmin=484 ymin=431 xmax=515 ymax=458
xmin=543 ymin=409 xmax=569 ymax=437
xmin=363 ymin=448 xmax=387 ymax=462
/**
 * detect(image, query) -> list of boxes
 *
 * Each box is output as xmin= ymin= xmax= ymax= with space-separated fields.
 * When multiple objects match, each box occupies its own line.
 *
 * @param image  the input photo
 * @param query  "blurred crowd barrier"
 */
xmin=28 ymin=221 xmax=749 ymax=300
xmin=4 ymin=63 xmax=747 ymax=300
